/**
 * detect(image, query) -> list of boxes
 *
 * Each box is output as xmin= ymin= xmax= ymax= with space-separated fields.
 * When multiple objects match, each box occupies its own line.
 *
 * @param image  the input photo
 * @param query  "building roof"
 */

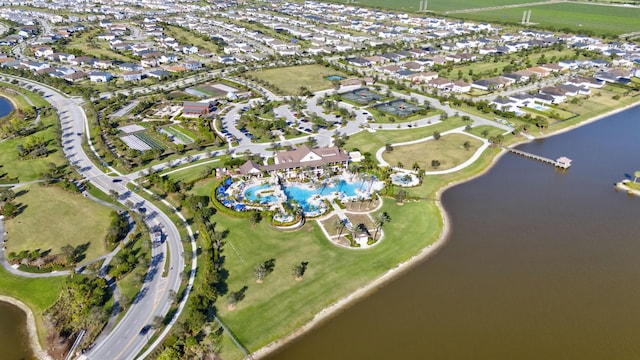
xmin=239 ymin=145 xmax=349 ymax=175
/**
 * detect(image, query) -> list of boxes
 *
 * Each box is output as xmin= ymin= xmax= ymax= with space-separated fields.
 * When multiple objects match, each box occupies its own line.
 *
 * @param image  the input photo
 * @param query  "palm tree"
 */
xmin=373 ymin=212 xmax=391 ymax=241
xmin=334 ymin=218 xmax=346 ymax=239
xmin=634 ymin=171 xmax=640 ymax=183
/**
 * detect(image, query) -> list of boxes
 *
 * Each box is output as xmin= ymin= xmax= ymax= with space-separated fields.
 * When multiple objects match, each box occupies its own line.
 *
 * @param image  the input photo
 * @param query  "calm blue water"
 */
xmin=326 ymin=75 xmax=344 ymax=81
xmin=0 ymin=96 xmax=14 ymax=117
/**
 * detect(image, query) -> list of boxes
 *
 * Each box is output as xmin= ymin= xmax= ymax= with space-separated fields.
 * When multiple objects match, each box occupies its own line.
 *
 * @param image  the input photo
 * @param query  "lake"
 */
xmin=0 ymin=301 xmax=36 ymax=360
xmin=0 ymin=95 xmax=14 ymax=117
xmin=269 ymin=104 xmax=640 ymax=359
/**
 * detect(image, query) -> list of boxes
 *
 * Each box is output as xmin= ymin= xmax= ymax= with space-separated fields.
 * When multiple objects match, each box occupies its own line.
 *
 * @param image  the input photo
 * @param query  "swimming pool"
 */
xmin=326 ymin=75 xmax=345 ymax=81
xmin=532 ymin=104 xmax=548 ymax=111
xmin=242 ymin=179 xmax=374 ymax=212
xmin=244 ymin=184 xmax=279 ymax=203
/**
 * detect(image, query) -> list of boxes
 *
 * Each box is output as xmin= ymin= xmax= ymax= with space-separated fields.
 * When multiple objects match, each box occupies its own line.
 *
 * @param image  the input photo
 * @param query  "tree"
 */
xmin=254 ymin=262 xmax=267 ymax=283
xmin=385 ymin=143 xmax=393 ymax=152
xmin=1 ymin=200 xmax=18 ymax=218
xmin=373 ymin=212 xmax=391 ymax=241
xmin=61 ymin=244 xmax=76 ymax=264
xmin=634 ymin=171 xmax=640 ymax=183
xmin=151 ymin=315 xmax=164 ymax=330
xmin=463 ymin=141 xmax=471 ymax=150
xmin=250 ymin=212 xmax=262 ymax=227
xmin=431 ymin=159 xmax=441 ymax=168
xmin=334 ymin=218 xmax=346 ymax=239
xmin=394 ymin=190 xmax=407 ymax=204
xmin=481 ymin=129 xmax=490 ymax=137
xmin=292 ymin=261 xmax=308 ymax=281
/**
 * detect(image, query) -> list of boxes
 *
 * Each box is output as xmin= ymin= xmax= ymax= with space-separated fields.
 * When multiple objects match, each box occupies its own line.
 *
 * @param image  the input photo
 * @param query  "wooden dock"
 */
xmin=504 ymin=147 xmax=572 ymax=169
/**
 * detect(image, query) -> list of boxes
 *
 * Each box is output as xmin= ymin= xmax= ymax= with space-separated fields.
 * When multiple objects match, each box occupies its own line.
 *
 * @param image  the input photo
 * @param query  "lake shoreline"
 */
xmin=251 ymin=99 xmax=640 ymax=360
xmin=0 ymin=296 xmax=52 ymax=360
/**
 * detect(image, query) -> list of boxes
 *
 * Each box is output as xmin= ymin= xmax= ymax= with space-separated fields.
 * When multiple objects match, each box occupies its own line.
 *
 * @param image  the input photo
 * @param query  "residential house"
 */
xmin=539 ymin=86 xmax=567 ymax=103
xmin=428 ymin=78 xmax=454 ymax=90
xmin=63 ymin=71 xmax=87 ymax=83
xmin=452 ymin=80 xmax=471 ymax=93
xmin=184 ymin=61 xmax=202 ymax=71
xmin=122 ymin=71 xmax=142 ymax=82
xmin=89 ymin=72 xmax=113 ymax=82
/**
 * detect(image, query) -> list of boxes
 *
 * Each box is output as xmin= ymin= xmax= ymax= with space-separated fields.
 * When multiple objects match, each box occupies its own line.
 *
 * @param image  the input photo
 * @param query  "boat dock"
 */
xmin=504 ymin=147 xmax=572 ymax=169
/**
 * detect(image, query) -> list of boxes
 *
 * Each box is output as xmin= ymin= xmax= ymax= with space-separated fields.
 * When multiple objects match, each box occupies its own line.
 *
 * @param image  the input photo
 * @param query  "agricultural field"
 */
xmin=160 ymin=125 xmax=194 ymax=144
xmin=120 ymin=131 xmax=166 ymax=152
xmin=318 ymin=0 xmax=545 ymax=12
xmin=246 ymin=65 xmax=349 ymax=95
xmin=448 ymin=2 xmax=640 ymax=36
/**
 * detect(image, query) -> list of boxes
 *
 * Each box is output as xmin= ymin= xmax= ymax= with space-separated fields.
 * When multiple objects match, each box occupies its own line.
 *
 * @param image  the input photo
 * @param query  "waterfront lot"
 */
xmin=185 ymin=140 xmax=507 ymax=359
xmin=213 ymin=197 xmax=441 ymax=355
xmin=4 ymin=185 xmax=112 ymax=265
xmin=246 ymin=65 xmax=348 ymax=95
xmin=382 ymin=133 xmax=483 ymax=171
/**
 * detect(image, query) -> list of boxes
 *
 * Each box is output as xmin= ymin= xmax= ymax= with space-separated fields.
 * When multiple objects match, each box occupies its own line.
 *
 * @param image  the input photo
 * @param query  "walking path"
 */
xmin=375 ymin=127 xmax=491 ymax=176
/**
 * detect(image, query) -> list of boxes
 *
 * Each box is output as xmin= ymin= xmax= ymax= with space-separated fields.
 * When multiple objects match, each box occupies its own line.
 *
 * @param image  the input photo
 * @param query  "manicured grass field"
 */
xmin=164 ymin=24 xmax=221 ymax=55
xmin=203 ymin=141 xmax=508 ymax=359
xmin=547 ymin=87 xmax=640 ymax=132
xmin=466 ymin=125 xmax=507 ymax=139
xmin=382 ymin=133 xmax=483 ymax=170
xmin=451 ymin=2 xmax=640 ymax=36
xmin=65 ymin=28 xmax=131 ymax=62
xmin=247 ymin=65 xmax=349 ymax=95
xmin=0 ymin=265 xmax=66 ymax=345
xmin=0 ymin=86 xmax=66 ymax=182
xmin=345 ymin=117 xmax=466 ymax=155
xmin=213 ymin=197 xmax=442 ymax=355
xmin=4 ymin=185 xmax=112 ymax=265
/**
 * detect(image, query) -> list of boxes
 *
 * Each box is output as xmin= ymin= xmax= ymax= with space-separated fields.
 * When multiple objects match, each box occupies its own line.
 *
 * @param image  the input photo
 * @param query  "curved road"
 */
xmin=1 ymin=75 xmax=193 ymax=360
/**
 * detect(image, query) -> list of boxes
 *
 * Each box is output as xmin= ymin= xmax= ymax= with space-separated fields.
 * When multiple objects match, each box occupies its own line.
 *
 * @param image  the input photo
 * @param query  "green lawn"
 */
xmin=4 ymin=185 xmax=113 ymax=265
xmin=0 ymin=90 xmax=66 ymax=183
xmin=247 ymin=65 xmax=349 ymax=95
xmin=164 ymin=24 xmax=221 ymax=55
xmin=447 ymin=49 xmax=575 ymax=80
xmin=382 ymin=133 xmax=483 ymax=170
xmin=450 ymin=2 xmax=640 ymax=36
xmin=214 ymin=198 xmax=442 ymax=355
xmin=466 ymin=125 xmax=507 ymax=138
xmin=548 ymin=87 xmax=640 ymax=133
xmin=0 ymin=266 xmax=66 ymax=344
xmin=346 ymin=117 xmax=466 ymax=155
xmin=65 ymin=28 xmax=132 ymax=62
xmin=208 ymin=141 xmax=505 ymax=359
xmin=163 ymin=159 xmax=223 ymax=184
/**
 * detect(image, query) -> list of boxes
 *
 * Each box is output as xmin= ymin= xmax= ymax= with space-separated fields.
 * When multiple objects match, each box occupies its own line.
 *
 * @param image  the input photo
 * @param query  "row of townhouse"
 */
xmin=490 ymin=76 xmax=605 ymax=112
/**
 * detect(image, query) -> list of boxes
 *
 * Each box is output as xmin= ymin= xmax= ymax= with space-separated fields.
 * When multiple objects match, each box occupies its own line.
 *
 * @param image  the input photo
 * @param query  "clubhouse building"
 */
xmin=238 ymin=145 xmax=350 ymax=178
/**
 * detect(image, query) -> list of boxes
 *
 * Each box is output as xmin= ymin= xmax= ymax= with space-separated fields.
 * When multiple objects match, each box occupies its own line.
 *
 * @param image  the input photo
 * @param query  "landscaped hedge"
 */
xmin=210 ymin=191 xmax=254 ymax=218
